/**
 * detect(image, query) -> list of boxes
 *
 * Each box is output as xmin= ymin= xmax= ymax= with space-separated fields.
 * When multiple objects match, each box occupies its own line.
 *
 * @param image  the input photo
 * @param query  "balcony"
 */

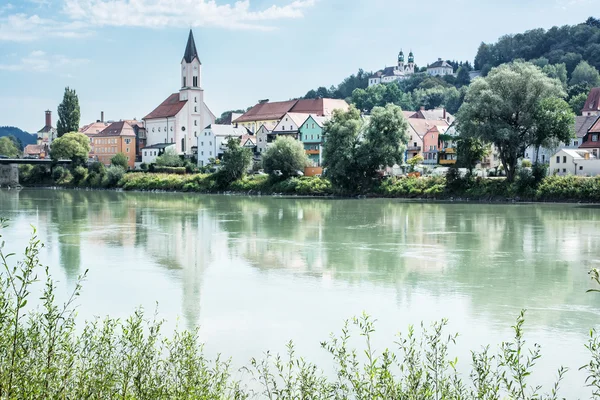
xmin=441 ymin=147 xmax=455 ymax=154
xmin=407 ymin=146 xmax=421 ymax=151
xmin=439 ymin=159 xmax=457 ymax=165
xmin=306 ymin=149 xmax=320 ymax=155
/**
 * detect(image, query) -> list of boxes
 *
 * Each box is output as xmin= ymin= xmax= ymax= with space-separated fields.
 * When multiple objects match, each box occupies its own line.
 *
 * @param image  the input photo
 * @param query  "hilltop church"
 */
xmin=143 ymin=30 xmax=215 ymax=156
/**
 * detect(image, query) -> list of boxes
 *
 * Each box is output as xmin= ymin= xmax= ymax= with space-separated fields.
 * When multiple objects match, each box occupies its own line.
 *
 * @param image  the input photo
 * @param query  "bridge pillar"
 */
xmin=0 ymin=164 xmax=19 ymax=187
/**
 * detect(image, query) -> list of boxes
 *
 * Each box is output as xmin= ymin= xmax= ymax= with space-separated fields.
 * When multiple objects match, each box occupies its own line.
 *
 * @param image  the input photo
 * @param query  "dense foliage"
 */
xmin=49 ymin=132 xmax=91 ymax=166
xmin=474 ymin=18 xmax=600 ymax=75
xmin=0 ymin=137 xmax=20 ymax=158
xmin=457 ymin=62 xmax=574 ymax=182
xmin=56 ymin=87 xmax=81 ymax=138
xmin=322 ymin=105 xmax=409 ymax=192
xmin=2 ymin=220 xmax=600 ymax=398
xmin=217 ymin=138 xmax=253 ymax=186
xmin=110 ymin=152 xmax=128 ymax=169
xmin=262 ymin=136 xmax=308 ymax=178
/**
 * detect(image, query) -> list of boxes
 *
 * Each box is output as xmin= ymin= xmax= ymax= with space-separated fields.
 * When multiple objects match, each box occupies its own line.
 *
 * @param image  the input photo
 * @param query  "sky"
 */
xmin=0 ymin=0 xmax=597 ymax=133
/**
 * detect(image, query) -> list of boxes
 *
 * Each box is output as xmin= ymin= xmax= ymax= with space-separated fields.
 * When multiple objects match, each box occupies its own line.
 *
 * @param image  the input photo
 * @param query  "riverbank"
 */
xmin=17 ymin=165 xmax=600 ymax=202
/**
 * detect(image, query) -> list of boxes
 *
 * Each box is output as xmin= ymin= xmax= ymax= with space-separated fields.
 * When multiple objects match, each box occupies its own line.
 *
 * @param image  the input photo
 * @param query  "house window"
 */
xmin=158 ymin=127 xmax=161 ymax=132
xmin=126 ymin=148 xmax=129 ymax=153
xmin=312 ymin=123 xmax=315 ymax=129
xmin=209 ymin=151 xmax=212 ymax=156
xmin=181 ymin=138 xmax=185 ymax=152
xmin=563 ymin=168 xmax=567 ymax=173
xmin=413 ymin=142 xmax=417 ymax=147
xmin=290 ymin=126 xmax=293 ymax=130
xmin=563 ymin=156 xmax=567 ymax=163
xmin=580 ymin=166 xmax=584 ymax=170
xmin=209 ymin=141 xmax=212 ymax=146
xmin=171 ymin=138 xmax=174 ymax=143
xmin=593 ymin=134 xmax=599 ymax=141
xmin=194 ymin=120 xmax=197 ymax=126
xmin=194 ymin=106 xmax=197 ymax=112
xmin=195 ymin=97 xmax=197 ymax=103
xmin=201 ymin=151 xmax=204 ymax=155
xmin=574 ymin=140 xmax=578 ymax=146
xmin=282 ymin=126 xmax=285 ymax=131
xmin=556 ymin=156 xmax=560 ymax=163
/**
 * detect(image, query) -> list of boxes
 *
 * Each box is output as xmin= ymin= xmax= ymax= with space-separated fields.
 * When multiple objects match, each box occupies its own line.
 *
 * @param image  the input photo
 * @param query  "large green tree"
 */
xmin=50 ymin=132 xmax=90 ymax=165
xmin=110 ymin=153 xmax=129 ymax=169
xmin=323 ymin=104 xmax=408 ymax=192
xmin=530 ymin=97 xmax=575 ymax=162
xmin=569 ymin=60 xmax=600 ymax=87
xmin=0 ymin=136 xmax=20 ymax=158
xmin=219 ymin=138 xmax=253 ymax=184
xmin=455 ymin=66 xmax=471 ymax=87
xmin=262 ymin=136 xmax=308 ymax=178
xmin=569 ymin=92 xmax=588 ymax=115
xmin=457 ymin=62 xmax=573 ymax=182
xmin=456 ymin=137 xmax=490 ymax=173
xmin=57 ymin=87 xmax=81 ymax=137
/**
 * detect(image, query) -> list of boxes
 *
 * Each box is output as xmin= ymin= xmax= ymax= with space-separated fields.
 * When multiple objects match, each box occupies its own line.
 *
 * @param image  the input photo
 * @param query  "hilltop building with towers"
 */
xmin=368 ymin=50 xmax=416 ymax=87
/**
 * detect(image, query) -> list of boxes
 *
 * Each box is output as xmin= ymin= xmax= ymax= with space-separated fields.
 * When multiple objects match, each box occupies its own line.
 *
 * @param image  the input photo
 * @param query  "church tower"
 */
xmin=398 ymin=50 xmax=405 ymax=70
xmin=408 ymin=51 xmax=415 ymax=73
xmin=179 ymin=30 xmax=205 ymax=154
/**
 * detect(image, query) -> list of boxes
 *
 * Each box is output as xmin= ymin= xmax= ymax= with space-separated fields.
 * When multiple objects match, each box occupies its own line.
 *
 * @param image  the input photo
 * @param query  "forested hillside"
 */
xmin=475 ymin=17 xmax=600 ymax=76
xmin=0 ymin=127 xmax=36 ymax=149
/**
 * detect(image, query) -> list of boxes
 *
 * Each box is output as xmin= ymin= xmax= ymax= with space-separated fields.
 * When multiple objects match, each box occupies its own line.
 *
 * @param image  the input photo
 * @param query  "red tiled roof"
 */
xmin=582 ymin=88 xmax=600 ymax=113
xmin=575 ymin=115 xmax=599 ymax=138
xmin=24 ymin=144 xmax=47 ymax=155
xmin=97 ymin=121 xmax=136 ymax=137
xmin=588 ymin=116 xmax=600 ymax=133
xmin=290 ymin=99 xmax=349 ymax=116
xmin=234 ymin=100 xmax=298 ymax=123
xmin=144 ymin=93 xmax=187 ymax=120
xmin=579 ymin=139 xmax=600 ymax=149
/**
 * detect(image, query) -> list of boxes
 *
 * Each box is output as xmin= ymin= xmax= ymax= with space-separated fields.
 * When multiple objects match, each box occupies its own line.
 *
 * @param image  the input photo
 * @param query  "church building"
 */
xmin=143 ymin=30 xmax=215 ymax=156
xmin=368 ymin=50 xmax=415 ymax=87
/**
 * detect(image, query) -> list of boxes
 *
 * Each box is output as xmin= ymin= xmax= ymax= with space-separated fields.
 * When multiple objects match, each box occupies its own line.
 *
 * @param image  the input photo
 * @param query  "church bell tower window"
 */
xmin=193 ymin=76 xmax=198 ymax=87
xmin=183 ymin=77 xmax=186 ymax=87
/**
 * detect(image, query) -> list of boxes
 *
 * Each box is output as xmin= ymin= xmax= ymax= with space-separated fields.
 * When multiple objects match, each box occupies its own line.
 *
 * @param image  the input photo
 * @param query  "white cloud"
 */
xmin=62 ymin=0 xmax=315 ymax=30
xmin=0 ymin=50 xmax=89 ymax=72
xmin=0 ymin=3 xmax=14 ymax=14
xmin=0 ymin=0 xmax=315 ymax=41
xmin=0 ymin=13 xmax=90 ymax=41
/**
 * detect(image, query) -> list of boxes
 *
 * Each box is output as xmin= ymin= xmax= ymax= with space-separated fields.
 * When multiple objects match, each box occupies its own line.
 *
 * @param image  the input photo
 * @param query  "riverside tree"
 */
xmin=323 ymin=104 xmax=408 ymax=192
xmin=56 ymin=87 xmax=81 ymax=137
xmin=0 ymin=136 xmax=20 ymax=158
xmin=50 ymin=132 xmax=90 ymax=166
xmin=262 ymin=136 xmax=308 ymax=178
xmin=110 ymin=152 xmax=129 ymax=169
xmin=457 ymin=61 xmax=573 ymax=182
xmin=219 ymin=138 xmax=252 ymax=184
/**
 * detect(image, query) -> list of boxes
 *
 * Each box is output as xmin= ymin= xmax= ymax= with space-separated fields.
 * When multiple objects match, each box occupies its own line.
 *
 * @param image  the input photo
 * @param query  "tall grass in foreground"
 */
xmin=1 ymin=219 xmax=600 ymax=399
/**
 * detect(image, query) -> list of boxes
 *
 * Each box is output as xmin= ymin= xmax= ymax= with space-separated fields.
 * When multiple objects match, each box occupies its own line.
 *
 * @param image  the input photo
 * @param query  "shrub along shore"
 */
xmin=16 ymin=163 xmax=600 ymax=203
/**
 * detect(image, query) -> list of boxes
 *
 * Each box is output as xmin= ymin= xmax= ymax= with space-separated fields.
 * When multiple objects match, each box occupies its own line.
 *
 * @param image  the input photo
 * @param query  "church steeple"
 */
xmin=183 ymin=29 xmax=200 ymax=64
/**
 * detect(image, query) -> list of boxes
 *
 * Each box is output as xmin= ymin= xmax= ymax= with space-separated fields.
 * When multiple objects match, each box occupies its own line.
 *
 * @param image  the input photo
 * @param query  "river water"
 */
xmin=1 ymin=189 xmax=600 ymax=396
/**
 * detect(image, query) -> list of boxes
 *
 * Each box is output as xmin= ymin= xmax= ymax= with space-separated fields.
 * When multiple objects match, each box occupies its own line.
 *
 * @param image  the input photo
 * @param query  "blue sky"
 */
xmin=0 ymin=0 xmax=596 ymax=133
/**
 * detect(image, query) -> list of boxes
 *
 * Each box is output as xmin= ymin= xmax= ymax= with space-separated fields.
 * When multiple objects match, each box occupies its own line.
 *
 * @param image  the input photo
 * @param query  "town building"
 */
xmin=140 ymin=143 xmax=176 ymax=164
xmin=579 ymin=117 xmax=600 ymax=158
xmin=90 ymin=121 xmax=136 ymax=169
xmin=23 ymin=143 xmax=49 ymax=159
xmin=240 ymin=134 xmax=257 ymax=153
xmin=143 ymin=30 xmax=215 ymax=156
xmin=368 ymin=50 xmax=415 ymax=87
xmin=422 ymin=125 xmax=449 ymax=165
xmin=549 ymin=149 xmax=600 ymax=176
xmin=196 ymin=124 xmax=247 ymax=166
xmin=37 ymin=110 xmax=57 ymax=146
xmin=582 ymin=87 xmax=600 ymax=116
xmin=524 ymin=115 xmax=597 ymax=164
xmin=427 ymin=59 xmax=454 ymax=76
xmin=403 ymin=108 xmax=454 ymax=161
xmin=255 ymin=123 xmax=276 ymax=154
xmin=234 ymin=98 xmax=349 ymax=134
xmin=298 ymin=115 xmax=328 ymax=166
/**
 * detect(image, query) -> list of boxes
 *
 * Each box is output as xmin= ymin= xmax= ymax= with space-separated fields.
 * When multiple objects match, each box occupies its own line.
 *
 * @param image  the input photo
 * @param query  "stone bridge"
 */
xmin=0 ymin=159 xmax=72 ymax=187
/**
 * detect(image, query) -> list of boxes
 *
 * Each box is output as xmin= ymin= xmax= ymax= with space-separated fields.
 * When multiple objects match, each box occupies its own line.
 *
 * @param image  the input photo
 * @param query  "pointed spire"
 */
xmin=183 ymin=29 xmax=200 ymax=64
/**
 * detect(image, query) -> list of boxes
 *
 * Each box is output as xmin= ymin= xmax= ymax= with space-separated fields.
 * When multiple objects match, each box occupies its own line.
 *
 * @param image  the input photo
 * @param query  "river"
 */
xmin=1 ymin=189 xmax=600 ymax=396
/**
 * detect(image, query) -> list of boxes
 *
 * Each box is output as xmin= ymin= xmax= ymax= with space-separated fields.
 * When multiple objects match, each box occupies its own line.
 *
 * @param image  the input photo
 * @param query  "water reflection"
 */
xmin=3 ymin=190 xmax=600 ymax=334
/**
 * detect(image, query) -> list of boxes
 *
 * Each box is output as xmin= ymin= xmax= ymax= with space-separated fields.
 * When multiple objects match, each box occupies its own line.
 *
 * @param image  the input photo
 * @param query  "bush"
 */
xmin=153 ymin=166 xmax=186 ymax=175
xmin=111 ymin=152 xmax=129 ymax=169
xmin=52 ymin=166 xmax=67 ymax=182
xmin=103 ymin=165 xmax=125 ymax=187
xmin=72 ymin=165 xmax=88 ymax=186
xmin=155 ymin=148 xmax=183 ymax=167
xmin=19 ymin=164 xmax=51 ymax=184
xmin=262 ymin=136 xmax=308 ymax=178
xmin=521 ymin=159 xmax=532 ymax=168
xmin=140 ymin=162 xmax=148 ymax=171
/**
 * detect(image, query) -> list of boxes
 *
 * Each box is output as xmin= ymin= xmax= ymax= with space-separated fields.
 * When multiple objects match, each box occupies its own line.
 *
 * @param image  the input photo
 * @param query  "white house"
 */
xmin=427 ymin=58 xmax=453 ymax=76
xmin=197 ymin=124 xmax=247 ymax=166
xmin=271 ymin=113 xmax=311 ymax=137
xmin=143 ymin=30 xmax=215 ymax=156
xmin=255 ymin=124 xmax=273 ymax=154
xmin=549 ymin=149 xmax=600 ymax=176
xmin=368 ymin=50 xmax=416 ymax=87
xmin=524 ymin=115 xmax=598 ymax=164
xmin=140 ymin=143 xmax=176 ymax=165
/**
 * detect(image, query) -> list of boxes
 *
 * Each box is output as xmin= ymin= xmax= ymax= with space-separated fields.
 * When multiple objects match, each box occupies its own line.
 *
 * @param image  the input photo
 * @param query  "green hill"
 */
xmin=0 ymin=127 xmax=37 ymax=150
